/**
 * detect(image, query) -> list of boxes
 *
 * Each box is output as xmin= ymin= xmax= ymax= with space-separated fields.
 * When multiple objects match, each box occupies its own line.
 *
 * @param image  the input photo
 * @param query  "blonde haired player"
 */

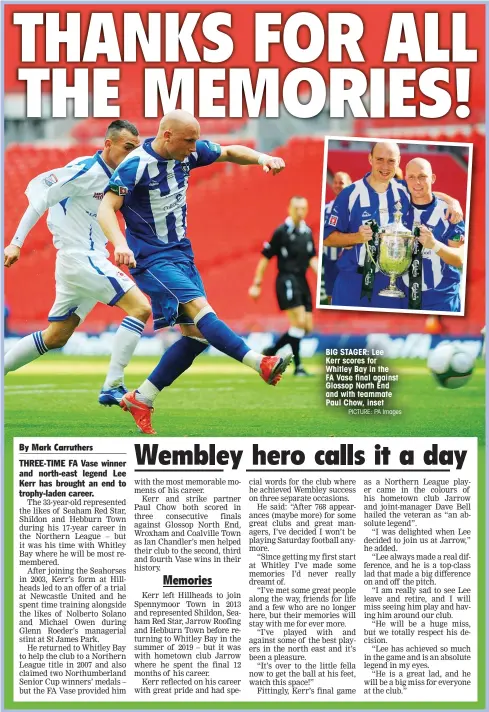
xmin=98 ymin=110 xmax=291 ymax=435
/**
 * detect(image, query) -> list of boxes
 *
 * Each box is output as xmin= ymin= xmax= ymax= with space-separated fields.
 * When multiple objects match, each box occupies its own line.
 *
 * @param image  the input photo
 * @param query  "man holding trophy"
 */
xmin=401 ymin=158 xmax=465 ymax=313
xmin=323 ymin=141 xmax=463 ymax=310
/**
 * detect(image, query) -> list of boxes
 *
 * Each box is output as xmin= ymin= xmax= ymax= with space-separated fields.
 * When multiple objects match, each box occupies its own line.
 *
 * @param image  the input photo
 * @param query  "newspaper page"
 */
xmin=3 ymin=3 xmax=486 ymax=711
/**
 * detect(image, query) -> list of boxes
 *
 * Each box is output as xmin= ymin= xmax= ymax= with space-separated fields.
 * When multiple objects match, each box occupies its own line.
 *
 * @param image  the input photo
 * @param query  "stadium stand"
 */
xmin=325 ymin=149 xmax=469 ymax=213
xmin=71 ymin=116 xmax=249 ymax=142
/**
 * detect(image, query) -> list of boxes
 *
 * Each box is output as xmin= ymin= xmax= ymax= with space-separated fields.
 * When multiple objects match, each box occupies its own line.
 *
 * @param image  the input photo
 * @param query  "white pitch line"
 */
xmin=5 ymin=386 xmax=236 ymax=396
xmin=4 ymin=388 xmax=97 ymax=396
xmin=6 ymin=360 xmax=485 ymax=377
xmin=5 ymin=384 xmax=56 ymax=389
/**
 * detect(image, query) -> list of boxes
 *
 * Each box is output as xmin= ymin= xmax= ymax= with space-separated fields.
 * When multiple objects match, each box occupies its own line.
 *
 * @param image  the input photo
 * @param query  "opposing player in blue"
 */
xmin=322 ymin=171 xmax=351 ymax=304
xmin=323 ymin=142 xmax=463 ymax=309
xmin=401 ymin=158 xmax=464 ymax=312
xmin=98 ymin=110 xmax=290 ymax=434
xmin=4 ymin=120 xmax=152 ymax=404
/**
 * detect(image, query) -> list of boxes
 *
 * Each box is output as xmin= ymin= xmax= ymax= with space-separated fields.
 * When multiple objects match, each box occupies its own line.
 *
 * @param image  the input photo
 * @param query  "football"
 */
xmin=427 ymin=342 xmax=476 ymax=389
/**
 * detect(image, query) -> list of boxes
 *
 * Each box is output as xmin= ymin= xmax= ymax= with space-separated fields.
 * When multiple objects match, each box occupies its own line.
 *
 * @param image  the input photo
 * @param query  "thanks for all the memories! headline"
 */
xmin=14 ymin=11 xmax=477 ymax=120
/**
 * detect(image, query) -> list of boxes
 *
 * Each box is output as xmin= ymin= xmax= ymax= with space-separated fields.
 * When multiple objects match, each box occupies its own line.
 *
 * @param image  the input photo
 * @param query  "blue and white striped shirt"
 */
xmin=402 ymin=197 xmax=464 ymax=295
xmin=107 ymin=138 xmax=221 ymax=268
xmin=323 ymin=200 xmax=339 ymax=262
xmin=323 ymin=174 xmax=411 ymax=272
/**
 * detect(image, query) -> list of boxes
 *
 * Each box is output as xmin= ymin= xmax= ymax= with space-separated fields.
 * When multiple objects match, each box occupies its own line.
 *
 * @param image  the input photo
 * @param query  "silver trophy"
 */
xmin=377 ymin=203 xmax=416 ymax=298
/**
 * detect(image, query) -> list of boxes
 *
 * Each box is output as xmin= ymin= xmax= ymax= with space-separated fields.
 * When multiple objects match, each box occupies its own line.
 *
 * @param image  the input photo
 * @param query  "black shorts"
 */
xmin=276 ymin=273 xmax=312 ymax=312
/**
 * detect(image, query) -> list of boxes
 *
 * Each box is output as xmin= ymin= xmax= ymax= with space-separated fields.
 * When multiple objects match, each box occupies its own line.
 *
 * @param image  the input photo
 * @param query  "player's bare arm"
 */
xmin=325 ymin=224 xmax=373 ymax=247
xmin=417 ymin=225 xmax=464 ymax=269
xmin=217 ymin=146 xmax=285 ymax=175
xmin=98 ymin=192 xmax=136 ymax=268
xmin=249 ymin=256 xmax=270 ymax=299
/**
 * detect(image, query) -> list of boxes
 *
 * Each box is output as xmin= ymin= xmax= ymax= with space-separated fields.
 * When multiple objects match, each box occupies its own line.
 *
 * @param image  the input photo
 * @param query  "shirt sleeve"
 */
xmin=443 ymin=220 xmax=466 ymax=245
xmin=191 ymin=140 xmax=222 ymax=169
xmin=11 ymin=205 xmax=42 ymax=247
xmin=261 ymin=228 xmax=282 ymax=259
xmin=323 ymin=189 xmax=351 ymax=240
xmin=25 ymin=158 xmax=95 ymax=215
xmin=106 ymin=156 xmax=141 ymax=201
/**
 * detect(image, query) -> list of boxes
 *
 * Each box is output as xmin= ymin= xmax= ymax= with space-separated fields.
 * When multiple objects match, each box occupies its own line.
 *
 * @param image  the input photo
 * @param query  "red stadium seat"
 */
xmin=326 ymin=149 xmax=469 ymax=213
xmin=71 ymin=115 xmax=250 ymax=141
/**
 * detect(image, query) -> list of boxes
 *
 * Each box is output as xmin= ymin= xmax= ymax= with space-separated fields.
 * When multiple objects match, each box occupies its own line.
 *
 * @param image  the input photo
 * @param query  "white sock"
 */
xmin=242 ymin=349 xmax=263 ymax=373
xmin=103 ymin=317 xmax=145 ymax=389
xmin=4 ymin=331 xmax=48 ymax=374
xmin=136 ymin=380 xmax=160 ymax=406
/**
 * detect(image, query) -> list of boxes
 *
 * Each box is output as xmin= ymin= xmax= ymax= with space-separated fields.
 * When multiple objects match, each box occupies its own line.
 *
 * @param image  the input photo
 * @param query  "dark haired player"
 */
xmin=4 ymin=120 xmax=151 ymax=407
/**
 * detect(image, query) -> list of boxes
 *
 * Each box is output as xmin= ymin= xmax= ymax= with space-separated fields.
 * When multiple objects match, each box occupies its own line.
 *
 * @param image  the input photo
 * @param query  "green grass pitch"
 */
xmin=4 ymin=354 xmax=485 ymax=441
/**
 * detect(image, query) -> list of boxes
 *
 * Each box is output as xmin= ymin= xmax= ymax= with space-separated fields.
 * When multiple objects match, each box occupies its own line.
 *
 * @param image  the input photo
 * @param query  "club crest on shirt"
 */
xmin=181 ymin=163 xmax=190 ymax=175
xmin=328 ymin=215 xmax=338 ymax=227
xmin=43 ymin=173 xmax=58 ymax=187
xmin=161 ymin=191 xmax=185 ymax=214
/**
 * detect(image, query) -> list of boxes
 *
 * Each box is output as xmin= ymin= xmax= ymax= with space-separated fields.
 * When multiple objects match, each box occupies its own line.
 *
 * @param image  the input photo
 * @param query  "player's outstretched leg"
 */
xmin=122 ymin=331 xmax=208 ymax=434
xmin=120 ymin=302 xmax=293 ymax=435
xmin=4 ymin=315 xmax=79 ymax=375
xmin=99 ymin=288 xmax=151 ymax=407
xmin=190 ymin=304 xmax=292 ymax=385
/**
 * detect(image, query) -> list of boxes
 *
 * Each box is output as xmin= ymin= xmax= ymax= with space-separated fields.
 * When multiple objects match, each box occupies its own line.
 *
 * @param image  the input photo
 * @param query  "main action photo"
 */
xmin=2 ymin=3 xmax=487 ymax=711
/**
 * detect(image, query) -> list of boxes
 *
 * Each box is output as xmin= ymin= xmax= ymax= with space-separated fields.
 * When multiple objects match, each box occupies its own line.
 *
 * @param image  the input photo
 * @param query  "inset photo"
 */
xmin=317 ymin=137 xmax=472 ymax=315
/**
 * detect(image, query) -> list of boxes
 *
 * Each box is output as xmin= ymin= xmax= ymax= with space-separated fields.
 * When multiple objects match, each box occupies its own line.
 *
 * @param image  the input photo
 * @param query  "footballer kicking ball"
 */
xmin=427 ymin=343 xmax=475 ymax=389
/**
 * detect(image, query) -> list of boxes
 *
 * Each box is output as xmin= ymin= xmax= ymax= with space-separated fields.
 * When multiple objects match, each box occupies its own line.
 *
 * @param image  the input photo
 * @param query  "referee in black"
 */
xmin=249 ymin=196 xmax=317 ymax=376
